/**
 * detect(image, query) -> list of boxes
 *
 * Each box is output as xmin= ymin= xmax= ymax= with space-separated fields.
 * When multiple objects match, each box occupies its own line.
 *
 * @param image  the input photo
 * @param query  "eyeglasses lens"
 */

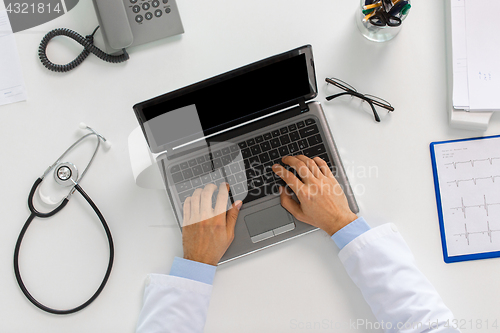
xmin=325 ymin=77 xmax=394 ymax=122
xmin=326 ymin=78 xmax=358 ymax=102
xmin=327 ymin=78 xmax=356 ymax=92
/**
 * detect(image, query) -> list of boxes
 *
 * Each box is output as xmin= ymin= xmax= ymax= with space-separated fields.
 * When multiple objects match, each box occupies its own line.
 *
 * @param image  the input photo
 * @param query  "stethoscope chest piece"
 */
xmin=54 ymin=162 xmax=78 ymax=186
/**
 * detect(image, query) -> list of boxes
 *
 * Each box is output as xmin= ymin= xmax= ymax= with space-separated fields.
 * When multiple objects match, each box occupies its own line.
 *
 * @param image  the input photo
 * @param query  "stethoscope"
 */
xmin=13 ymin=124 xmax=114 ymax=315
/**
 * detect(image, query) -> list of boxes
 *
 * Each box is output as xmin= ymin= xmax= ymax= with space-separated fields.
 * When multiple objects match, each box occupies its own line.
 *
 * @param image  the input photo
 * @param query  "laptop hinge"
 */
xmin=298 ymin=98 xmax=309 ymax=113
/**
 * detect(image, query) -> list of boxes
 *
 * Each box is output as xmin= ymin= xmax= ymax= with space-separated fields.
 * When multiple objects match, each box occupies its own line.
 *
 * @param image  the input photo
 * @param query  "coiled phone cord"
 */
xmin=38 ymin=26 xmax=129 ymax=73
xmin=14 ymin=180 xmax=114 ymax=315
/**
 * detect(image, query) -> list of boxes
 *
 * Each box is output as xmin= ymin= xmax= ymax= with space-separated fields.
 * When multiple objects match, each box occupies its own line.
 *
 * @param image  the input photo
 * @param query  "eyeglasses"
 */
xmin=325 ymin=77 xmax=394 ymax=122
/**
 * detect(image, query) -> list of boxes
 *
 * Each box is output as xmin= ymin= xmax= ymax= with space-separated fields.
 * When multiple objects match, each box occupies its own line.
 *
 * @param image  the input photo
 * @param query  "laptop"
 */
xmin=133 ymin=45 xmax=359 ymax=264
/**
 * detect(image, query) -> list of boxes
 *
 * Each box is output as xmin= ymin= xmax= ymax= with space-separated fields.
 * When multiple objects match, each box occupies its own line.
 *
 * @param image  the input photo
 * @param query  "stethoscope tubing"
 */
xmin=13 ymin=129 xmax=114 ymax=315
xmin=14 ymin=180 xmax=114 ymax=315
xmin=27 ymin=178 xmax=69 ymax=217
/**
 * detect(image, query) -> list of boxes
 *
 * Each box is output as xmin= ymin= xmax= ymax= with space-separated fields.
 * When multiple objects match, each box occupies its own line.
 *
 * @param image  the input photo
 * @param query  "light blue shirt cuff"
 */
xmin=331 ymin=217 xmax=371 ymax=250
xmin=169 ymin=257 xmax=217 ymax=285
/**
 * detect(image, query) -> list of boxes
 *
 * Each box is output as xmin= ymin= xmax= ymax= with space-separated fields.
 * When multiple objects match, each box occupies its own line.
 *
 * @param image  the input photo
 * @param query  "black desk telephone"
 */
xmin=39 ymin=0 xmax=184 ymax=72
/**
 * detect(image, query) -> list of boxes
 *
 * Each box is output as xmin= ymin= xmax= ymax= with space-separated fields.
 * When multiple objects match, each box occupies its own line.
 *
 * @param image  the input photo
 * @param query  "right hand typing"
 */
xmin=272 ymin=155 xmax=358 ymax=236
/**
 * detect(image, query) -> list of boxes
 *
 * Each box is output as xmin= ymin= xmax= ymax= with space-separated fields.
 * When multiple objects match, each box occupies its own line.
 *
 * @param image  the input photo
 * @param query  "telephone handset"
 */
xmin=92 ymin=0 xmax=134 ymax=51
xmin=92 ymin=0 xmax=184 ymax=54
xmin=38 ymin=0 xmax=184 ymax=72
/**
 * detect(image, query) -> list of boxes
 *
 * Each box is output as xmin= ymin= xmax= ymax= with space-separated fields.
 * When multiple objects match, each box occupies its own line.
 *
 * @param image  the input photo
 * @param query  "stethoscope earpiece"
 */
xmin=80 ymin=122 xmax=111 ymax=150
xmin=102 ymin=139 xmax=112 ymax=150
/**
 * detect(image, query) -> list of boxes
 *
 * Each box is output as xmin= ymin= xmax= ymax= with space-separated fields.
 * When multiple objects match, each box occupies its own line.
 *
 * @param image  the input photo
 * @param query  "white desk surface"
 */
xmin=2 ymin=0 xmax=500 ymax=332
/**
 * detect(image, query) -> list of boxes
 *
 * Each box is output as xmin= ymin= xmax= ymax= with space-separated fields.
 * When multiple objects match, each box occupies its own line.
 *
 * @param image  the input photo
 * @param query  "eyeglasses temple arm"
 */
xmin=367 ymin=98 xmax=394 ymax=111
xmin=325 ymin=92 xmax=359 ymax=101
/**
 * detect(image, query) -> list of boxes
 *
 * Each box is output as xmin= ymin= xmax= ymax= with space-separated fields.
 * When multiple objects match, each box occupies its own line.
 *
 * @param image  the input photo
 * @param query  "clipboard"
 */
xmin=430 ymin=135 xmax=500 ymax=263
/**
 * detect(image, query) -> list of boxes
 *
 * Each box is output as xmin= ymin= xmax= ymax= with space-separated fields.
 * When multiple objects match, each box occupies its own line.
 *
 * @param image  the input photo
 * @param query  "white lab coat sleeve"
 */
xmin=136 ymin=274 xmax=212 ymax=333
xmin=338 ymin=223 xmax=460 ymax=333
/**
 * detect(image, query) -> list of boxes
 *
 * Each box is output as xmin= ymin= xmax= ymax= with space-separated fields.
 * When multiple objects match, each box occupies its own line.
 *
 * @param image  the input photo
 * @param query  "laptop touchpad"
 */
xmin=245 ymin=204 xmax=296 ymax=243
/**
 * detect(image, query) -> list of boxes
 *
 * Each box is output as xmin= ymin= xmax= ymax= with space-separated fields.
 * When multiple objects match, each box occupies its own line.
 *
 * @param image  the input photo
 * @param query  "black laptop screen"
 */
xmin=136 ymin=47 xmax=316 ymax=153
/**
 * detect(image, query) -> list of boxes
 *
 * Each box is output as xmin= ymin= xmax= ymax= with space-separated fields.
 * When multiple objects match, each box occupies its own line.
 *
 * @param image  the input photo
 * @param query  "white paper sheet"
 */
xmin=128 ymin=126 xmax=164 ymax=189
xmin=433 ymin=137 xmax=500 ymax=257
xmin=464 ymin=0 xmax=500 ymax=111
xmin=0 ymin=10 xmax=27 ymax=106
xmin=450 ymin=0 xmax=470 ymax=110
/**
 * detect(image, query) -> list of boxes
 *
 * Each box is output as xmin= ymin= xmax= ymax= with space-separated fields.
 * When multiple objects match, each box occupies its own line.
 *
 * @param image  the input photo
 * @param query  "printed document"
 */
xmin=0 ymin=10 xmax=27 ymax=106
xmin=450 ymin=0 xmax=469 ymax=110
xmin=433 ymin=137 xmax=500 ymax=257
xmin=464 ymin=0 xmax=500 ymax=110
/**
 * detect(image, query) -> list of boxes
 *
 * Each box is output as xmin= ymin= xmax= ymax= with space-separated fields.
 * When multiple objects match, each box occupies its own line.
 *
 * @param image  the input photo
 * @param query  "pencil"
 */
xmin=363 ymin=10 xmax=377 ymax=22
xmin=363 ymin=2 xmax=382 ymax=10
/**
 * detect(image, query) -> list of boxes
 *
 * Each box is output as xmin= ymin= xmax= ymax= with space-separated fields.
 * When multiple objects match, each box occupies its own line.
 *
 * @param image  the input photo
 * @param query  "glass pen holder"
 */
xmin=356 ymin=0 xmax=411 ymax=42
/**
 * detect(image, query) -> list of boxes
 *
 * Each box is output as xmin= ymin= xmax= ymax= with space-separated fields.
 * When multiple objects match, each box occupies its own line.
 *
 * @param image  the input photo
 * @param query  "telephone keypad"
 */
xmin=129 ymin=0 xmax=173 ymax=25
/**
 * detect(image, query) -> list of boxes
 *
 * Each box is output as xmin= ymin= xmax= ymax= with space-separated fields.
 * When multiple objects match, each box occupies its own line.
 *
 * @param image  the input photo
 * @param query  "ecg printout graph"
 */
xmin=432 ymin=136 xmax=500 ymax=260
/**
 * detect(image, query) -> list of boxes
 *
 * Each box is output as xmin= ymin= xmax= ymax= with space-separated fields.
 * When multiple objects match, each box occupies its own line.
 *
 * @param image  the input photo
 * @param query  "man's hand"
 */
xmin=272 ymin=155 xmax=357 ymax=236
xmin=182 ymin=183 xmax=242 ymax=266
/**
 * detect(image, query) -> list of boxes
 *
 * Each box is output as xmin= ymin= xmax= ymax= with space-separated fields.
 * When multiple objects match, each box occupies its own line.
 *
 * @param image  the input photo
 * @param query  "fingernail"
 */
xmin=235 ymin=200 xmax=243 ymax=210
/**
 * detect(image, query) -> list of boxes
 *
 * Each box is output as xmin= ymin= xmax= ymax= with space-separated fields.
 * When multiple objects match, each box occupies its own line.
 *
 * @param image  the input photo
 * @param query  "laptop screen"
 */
xmin=134 ymin=45 xmax=317 ymax=154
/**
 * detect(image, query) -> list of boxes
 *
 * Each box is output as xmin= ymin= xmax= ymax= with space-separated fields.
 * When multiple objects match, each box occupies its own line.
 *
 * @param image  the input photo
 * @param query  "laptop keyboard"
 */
xmin=169 ymin=118 xmax=334 ymax=207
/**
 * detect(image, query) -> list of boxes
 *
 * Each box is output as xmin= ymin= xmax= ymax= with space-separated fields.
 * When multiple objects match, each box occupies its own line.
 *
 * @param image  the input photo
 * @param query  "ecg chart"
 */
xmin=433 ymin=137 xmax=500 ymax=257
